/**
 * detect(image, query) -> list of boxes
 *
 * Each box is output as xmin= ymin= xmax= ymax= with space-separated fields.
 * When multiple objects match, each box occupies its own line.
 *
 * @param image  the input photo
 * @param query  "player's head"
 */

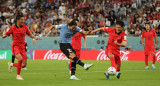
xmin=68 ymin=20 xmax=77 ymax=31
xmin=115 ymin=21 xmax=124 ymax=33
xmin=145 ymin=22 xmax=151 ymax=31
xmin=73 ymin=18 xmax=79 ymax=26
xmin=16 ymin=14 xmax=25 ymax=26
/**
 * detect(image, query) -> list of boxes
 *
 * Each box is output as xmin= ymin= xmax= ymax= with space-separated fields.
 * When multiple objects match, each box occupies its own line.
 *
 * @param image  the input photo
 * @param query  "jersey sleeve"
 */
xmin=26 ymin=26 xmax=31 ymax=35
xmin=5 ymin=27 xmax=13 ymax=36
xmin=141 ymin=31 xmax=145 ymax=38
xmin=75 ymin=27 xmax=82 ymax=32
xmin=152 ymin=30 xmax=157 ymax=37
xmin=104 ymin=27 xmax=112 ymax=33
xmin=122 ymin=33 xmax=127 ymax=41
xmin=55 ymin=24 xmax=62 ymax=29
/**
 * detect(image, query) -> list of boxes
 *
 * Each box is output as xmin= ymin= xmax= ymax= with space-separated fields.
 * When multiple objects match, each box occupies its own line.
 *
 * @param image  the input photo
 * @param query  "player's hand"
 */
xmin=90 ymin=31 xmax=95 ymax=35
xmin=142 ymin=43 xmax=145 ymax=46
xmin=35 ymin=37 xmax=42 ymax=40
xmin=114 ymin=41 xmax=118 ymax=45
xmin=88 ymin=26 xmax=92 ymax=31
xmin=2 ymin=35 xmax=7 ymax=39
xmin=84 ymin=44 xmax=87 ymax=50
xmin=33 ymin=40 xmax=37 ymax=45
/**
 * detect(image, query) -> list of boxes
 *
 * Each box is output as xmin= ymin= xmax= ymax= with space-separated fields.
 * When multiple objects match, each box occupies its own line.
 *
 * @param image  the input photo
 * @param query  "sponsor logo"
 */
xmin=0 ymin=52 xmax=6 ymax=59
xmin=44 ymin=50 xmax=69 ymax=60
xmin=156 ymin=51 xmax=160 ymax=61
xmin=97 ymin=51 xmax=130 ymax=61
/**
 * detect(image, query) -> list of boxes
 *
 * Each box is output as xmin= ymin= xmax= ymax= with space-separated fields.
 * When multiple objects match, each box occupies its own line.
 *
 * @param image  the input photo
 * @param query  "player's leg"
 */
xmin=144 ymin=47 xmax=149 ymax=69
xmin=115 ymin=55 xmax=121 ymax=79
xmin=12 ymin=55 xmax=15 ymax=63
xmin=8 ymin=46 xmax=23 ymax=80
xmin=152 ymin=52 xmax=156 ymax=69
xmin=104 ymin=51 xmax=116 ymax=79
xmin=145 ymin=55 xmax=149 ymax=69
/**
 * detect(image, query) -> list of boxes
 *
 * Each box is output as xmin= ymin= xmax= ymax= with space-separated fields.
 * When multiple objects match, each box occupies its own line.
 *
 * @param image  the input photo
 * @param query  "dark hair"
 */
xmin=116 ymin=21 xmax=125 ymax=27
xmin=68 ymin=20 xmax=77 ymax=26
xmin=16 ymin=15 xmax=24 ymax=20
xmin=145 ymin=22 xmax=150 ymax=25
xmin=73 ymin=18 xmax=79 ymax=22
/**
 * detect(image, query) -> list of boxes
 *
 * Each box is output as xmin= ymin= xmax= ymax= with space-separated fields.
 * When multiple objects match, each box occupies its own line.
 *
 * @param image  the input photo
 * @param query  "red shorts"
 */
xmin=105 ymin=48 xmax=121 ymax=65
xmin=11 ymin=45 xmax=27 ymax=60
xmin=74 ymin=49 xmax=81 ymax=59
xmin=144 ymin=46 xmax=156 ymax=55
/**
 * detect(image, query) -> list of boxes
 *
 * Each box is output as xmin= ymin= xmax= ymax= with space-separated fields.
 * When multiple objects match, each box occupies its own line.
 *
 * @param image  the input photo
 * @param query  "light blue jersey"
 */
xmin=56 ymin=24 xmax=82 ymax=43
xmin=25 ymin=37 xmax=27 ymax=43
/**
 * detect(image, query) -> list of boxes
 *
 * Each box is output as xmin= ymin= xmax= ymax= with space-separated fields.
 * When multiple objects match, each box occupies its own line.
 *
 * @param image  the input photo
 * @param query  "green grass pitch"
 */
xmin=0 ymin=60 xmax=160 ymax=86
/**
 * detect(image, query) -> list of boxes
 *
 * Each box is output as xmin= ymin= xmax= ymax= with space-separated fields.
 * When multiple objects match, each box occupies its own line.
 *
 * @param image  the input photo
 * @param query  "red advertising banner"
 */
xmin=34 ymin=50 xmax=160 ymax=61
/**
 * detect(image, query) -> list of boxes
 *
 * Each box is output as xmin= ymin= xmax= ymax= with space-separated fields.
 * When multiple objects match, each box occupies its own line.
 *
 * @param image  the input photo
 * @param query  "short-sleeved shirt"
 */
xmin=71 ymin=32 xmax=85 ymax=50
xmin=141 ymin=29 xmax=156 ymax=46
xmin=56 ymin=24 xmax=82 ymax=43
xmin=5 ymin=24 xmax=31 ymax=46
xmin=104 ymin=27 xmax=127 ymax=51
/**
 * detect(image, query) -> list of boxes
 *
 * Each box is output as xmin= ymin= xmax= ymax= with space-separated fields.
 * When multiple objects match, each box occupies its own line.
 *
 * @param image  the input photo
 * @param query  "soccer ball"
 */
xmin=107 ymin=67 xmax=116 ymax=76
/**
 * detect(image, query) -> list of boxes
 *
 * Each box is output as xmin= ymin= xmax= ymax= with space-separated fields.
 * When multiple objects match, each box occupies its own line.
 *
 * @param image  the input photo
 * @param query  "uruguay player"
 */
xmin=45 ymin=20 xmax=93 ymax=80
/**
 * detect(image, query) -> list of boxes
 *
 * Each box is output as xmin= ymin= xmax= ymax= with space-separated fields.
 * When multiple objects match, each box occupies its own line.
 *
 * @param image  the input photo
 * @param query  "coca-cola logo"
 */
xmin=120 ymin=51 xmax=130 ymax=61
xmin=156 ymin=51 xmax=160 ymax=61
xmin=97 ymin=51 xmax=130 ymax=61
xmin=44 ymin=50 xmax=69 ymax=60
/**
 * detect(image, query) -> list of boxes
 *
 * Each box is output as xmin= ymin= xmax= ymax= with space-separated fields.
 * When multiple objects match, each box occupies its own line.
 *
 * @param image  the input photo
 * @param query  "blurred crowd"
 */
xmin=0 ymin=0 xmax=160 ymax=37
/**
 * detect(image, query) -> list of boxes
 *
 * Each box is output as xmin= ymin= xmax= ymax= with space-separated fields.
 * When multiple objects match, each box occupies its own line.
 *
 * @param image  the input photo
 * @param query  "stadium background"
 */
xmin=0 ymin=0 xmax=160 ymax=86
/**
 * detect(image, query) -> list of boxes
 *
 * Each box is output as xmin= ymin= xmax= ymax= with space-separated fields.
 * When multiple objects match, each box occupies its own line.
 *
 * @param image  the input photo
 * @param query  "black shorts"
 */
xmin=25 ymin=43 xmax=28 ymax=52
xmin=60 ymin=43 xmax=76 ymax=59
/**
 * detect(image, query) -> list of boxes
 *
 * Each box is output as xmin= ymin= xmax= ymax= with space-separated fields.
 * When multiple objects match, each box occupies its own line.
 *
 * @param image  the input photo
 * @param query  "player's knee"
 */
xmin=69 ymin=53 xmax=76 ymax=59
xmin=16 ymin=54 xmax=22 ymax=60
xmin=108 ymin=53 xmax=114 ymax=58
xmin=152 ymin=53 xmax=156 ymax=56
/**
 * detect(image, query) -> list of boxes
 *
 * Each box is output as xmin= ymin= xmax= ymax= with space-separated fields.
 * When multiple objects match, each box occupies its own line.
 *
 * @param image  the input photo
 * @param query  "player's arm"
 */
xmin=141 ymin=38 xmax=145 ymax=46
xmin=84 ymin=37 xmax=87 ymax=50
xmin=28 ymin=34 xmax=41 ymax=40
xmin=45 ymin=25 xmax=56 ymax=34
xmin=114 ymin=41 xmax=127 ymax=47
xmin=26 ymin=26 xmax=41 ymax=40
xmin=141 ymin=32 xmax=145 ymax=46
xmin=80 ymin=27 xmax=92 ymax=35
xmin=154 ymin=36 xmax=158 ymax=49
xmin=91 ymin=27 xmax=105 ymax=34
xmin=2 ymin=27 xmax=13 ymax=39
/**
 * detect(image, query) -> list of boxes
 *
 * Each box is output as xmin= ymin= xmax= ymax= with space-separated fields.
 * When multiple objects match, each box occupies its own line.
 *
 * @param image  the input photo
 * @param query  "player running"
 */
xmin=91 ymin=21 xmax=127 ymax=79
xmin=45 ymin=20 xmax=93 ymax=80
xmin=141 ymin=23 xmax=158 ymax=70
xmin=2 ymin=15 xmax=41 ymax=80
xmin=11 ymin=37 xmax=37 ymax=70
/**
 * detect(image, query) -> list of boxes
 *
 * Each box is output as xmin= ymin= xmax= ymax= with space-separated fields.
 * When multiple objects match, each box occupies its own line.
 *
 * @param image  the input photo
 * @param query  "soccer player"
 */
xmin=91 ymin=21 xmax=127 ymax=79
xmin=141 ymin=23 xmax=158 ymax=69
xmin=2 ymin=15 xmax=41 ymax=80
xmin=45 ymin=20 xmax=93 ymax=80
xmin=68 ymin=21 xmax=87 ymax=75
xmin=11 ymin=37 xmax=37 ymax=70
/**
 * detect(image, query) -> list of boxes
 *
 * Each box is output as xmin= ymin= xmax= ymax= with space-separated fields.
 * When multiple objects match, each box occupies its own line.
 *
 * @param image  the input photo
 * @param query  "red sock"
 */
xmin=110 ymin=56 xmax=117 ymax=69
xmin=117 ymin=68 xmax=120 ymax=72
xmin=69 ymin=61 xmax=72 ymax=71
xmin=17 ymin=60 xmax=22 ymax=75
xmin=153 ymin=56 xmax=156 ymax=64
xmin=13 ymin=63 xmax=18 ymax=67
xmin=145 ymin=57 xmax=148 ymax=66
xmin=21 ymin=65 xmax=25 ymax=68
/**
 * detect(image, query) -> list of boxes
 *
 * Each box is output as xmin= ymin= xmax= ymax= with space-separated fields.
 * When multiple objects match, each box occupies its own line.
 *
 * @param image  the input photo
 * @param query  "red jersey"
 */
xmin=141 ymin=29 xmax=156 ymax=46
xmin=104 ymin=27 xmax=127 ymax=51
xmin=71 ymin=32 xmax=85 ymax=50
xmin=5 ymin=24 xmax=31 ymax=46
